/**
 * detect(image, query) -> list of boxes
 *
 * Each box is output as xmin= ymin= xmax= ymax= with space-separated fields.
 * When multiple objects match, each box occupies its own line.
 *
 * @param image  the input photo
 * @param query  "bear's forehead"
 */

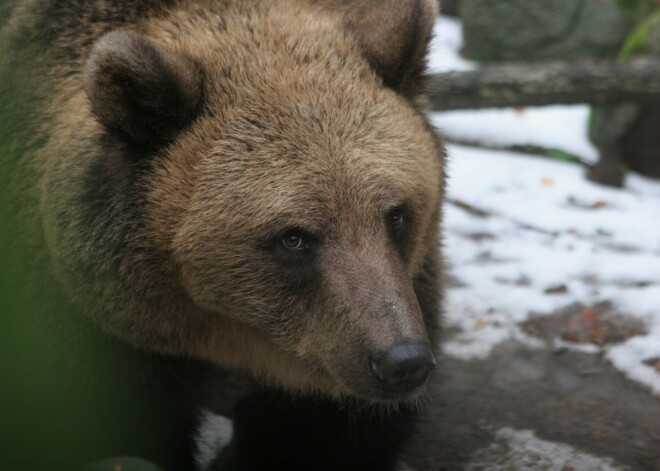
xmin=154 ymin=1 xmax=355 ymax=59
xmin=182 ymin=105 xmax=440 ymax=238
xmin=149 ymin=0 xmax=435 ymax=179
xmin=147 ymin=0 xmax=442 ymax=235
xmin=151 ymin=1 xmax=367 ymax=85
xmin=195 ymin=91 xmax=439 ymax=191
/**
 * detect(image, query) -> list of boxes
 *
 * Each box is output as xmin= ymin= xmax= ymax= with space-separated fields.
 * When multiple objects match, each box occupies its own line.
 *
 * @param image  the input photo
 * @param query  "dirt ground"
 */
xmin=404 ymin=340 xmax=660 ymax=471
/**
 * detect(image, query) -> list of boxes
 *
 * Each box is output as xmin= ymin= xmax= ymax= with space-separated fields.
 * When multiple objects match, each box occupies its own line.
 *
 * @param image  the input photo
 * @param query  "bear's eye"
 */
xmin=386 ymin=205 xmax=413 ymax=259
xmin=389 ymin=210 xmax=404 ymax=229
xmin=281 ymin=230 xmax=309 ymax=251
xmin=266 ymin=228 xmax=317 ymax=288
xmin=386 ymin=206 xmax=407 ymax=234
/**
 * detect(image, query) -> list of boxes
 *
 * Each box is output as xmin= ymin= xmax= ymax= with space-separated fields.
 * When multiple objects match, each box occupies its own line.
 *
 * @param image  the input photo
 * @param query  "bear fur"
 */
xmin=0 ymin=1 xmax=444 ymax=470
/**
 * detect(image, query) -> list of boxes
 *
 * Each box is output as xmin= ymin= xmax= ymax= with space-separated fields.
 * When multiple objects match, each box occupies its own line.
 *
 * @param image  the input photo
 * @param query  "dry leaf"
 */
xmin=474 ymin=319 xmax=487 ymax=330
xmin=544 ymin=284 xmax=568 ymax=294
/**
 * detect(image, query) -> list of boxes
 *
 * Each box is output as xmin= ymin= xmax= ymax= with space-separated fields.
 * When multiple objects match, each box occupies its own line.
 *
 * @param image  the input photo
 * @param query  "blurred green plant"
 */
xmin=0 ymin=39 xmax=158 ymax=471
xmin=620 ymin=9 xmax=660 ymax=60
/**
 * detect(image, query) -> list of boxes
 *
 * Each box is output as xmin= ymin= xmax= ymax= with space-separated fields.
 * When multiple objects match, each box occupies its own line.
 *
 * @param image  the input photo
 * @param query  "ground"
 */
xmin=402 ymin=17 xmax=660 ymax=471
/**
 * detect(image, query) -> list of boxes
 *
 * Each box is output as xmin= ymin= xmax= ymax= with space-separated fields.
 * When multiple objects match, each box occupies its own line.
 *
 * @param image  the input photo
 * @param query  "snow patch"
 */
xmin=441 ymin=143 xmax=660 ymax=392
xmin=467 ymin=427 xmax=631 ymax=471
xmin=431 ymin=107 xmax=599 ymax=163
xmin=196 ymin=410 xmax=233 ymax=470
xmin=607 ymin=327 xmax=660 ymax=396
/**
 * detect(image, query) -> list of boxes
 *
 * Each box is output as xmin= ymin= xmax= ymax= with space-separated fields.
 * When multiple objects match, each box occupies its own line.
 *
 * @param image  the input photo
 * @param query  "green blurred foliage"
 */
xmin=0 ymin=142 xmax=117 ymax=469
xmin=620 ymin=9 xmax=660 ymax=60
xmin=0 ymin=9 xmax=157 ymax=469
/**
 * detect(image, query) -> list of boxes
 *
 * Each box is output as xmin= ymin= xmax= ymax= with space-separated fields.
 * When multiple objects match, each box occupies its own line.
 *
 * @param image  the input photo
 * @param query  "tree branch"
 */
xmin=427 ymin=57 xmax=660 ymax=111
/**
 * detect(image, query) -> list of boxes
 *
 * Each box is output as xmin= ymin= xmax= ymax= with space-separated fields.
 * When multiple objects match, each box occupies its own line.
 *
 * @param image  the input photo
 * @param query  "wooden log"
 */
xmin=427 ymin=57 xmax=660 ymax=110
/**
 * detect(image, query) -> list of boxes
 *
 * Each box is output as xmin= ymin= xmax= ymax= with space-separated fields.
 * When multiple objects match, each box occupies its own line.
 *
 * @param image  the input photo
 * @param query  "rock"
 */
xmin=461 ymin=0 xmax=654 ymax=63
xmin=620 ymin=12 xmax=660 ymax=180
xmin=589 ymin=10 xmax=660 ymax=185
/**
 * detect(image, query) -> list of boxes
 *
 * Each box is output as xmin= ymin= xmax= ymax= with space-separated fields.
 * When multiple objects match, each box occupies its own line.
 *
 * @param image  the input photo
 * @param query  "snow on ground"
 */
xmin=440 ymin=144 xmax=660 ymax=394
xmin=466 ymin=428 xmax=630 ymax=471
xmin=429 ymin=17 xmax=660 ymax=395
xmin=432 ymin=107 xmax=599 ymax=163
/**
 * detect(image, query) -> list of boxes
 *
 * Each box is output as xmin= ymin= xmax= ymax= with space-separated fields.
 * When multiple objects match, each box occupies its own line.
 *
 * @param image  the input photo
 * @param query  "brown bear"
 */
xmin=0 ymin=0 xmax=445 ymax=470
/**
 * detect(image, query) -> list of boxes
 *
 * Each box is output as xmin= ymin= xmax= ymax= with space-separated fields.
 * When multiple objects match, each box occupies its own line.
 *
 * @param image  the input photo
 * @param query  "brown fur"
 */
xmin=9 ymin=0 xmax=443 ymax=402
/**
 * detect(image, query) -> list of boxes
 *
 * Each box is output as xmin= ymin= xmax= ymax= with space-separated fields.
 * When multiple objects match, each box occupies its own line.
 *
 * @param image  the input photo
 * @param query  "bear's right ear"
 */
xmin=83 ymin=30 xmax=203 ymax=147
xmin=344 ymin=0 xmax=438 ymax=98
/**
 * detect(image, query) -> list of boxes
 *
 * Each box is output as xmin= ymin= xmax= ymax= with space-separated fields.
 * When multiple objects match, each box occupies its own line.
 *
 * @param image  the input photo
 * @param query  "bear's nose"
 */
xmin=368 ymin=341 xmax=436 ymax=393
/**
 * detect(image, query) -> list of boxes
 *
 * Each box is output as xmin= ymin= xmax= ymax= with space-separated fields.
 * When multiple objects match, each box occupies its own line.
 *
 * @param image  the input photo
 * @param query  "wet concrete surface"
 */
xmin=404 ymin=341 xmax=660 ymax=471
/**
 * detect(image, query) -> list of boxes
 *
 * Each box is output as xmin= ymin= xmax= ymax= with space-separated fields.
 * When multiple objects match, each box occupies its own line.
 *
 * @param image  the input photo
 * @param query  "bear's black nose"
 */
xmin=369 ymin=341 xmax=436 ymax=393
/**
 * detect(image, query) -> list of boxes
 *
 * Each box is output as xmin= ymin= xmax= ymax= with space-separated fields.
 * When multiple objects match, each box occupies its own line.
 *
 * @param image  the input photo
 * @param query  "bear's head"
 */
xmin=44 ymin=0 xmax=443 ymax=403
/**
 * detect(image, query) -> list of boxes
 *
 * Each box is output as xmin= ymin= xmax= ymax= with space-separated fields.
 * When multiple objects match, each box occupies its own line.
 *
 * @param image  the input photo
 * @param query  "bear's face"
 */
xmin=165 ymin=84 xmax=442 ymax=401
xmin=68 ymin=0 xmax=443 ymax=402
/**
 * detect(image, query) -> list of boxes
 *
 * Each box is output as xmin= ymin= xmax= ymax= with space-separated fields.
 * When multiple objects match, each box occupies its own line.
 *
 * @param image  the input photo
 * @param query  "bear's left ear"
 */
xmin=346 ymin=0 xmax=438 ymax=98
xmin=83 ymin=29 xmax=204 ymax=147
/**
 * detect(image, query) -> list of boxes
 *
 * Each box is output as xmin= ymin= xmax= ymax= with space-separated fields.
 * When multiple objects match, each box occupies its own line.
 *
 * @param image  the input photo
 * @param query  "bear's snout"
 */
xmin=368 ymin=341 xmax=436 ymax=393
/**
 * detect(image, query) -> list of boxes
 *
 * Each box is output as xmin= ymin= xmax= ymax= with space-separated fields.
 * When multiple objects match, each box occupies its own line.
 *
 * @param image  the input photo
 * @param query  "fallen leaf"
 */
xmin=580 ymin=307 xmax=600 ymax=321
xmin=474 ymin=319 xmax=487 ymax=330
xmin=544 ymin=284 xmax=568 ymax=294
xmin=521 ymin=302 xmax=646 ymax=346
